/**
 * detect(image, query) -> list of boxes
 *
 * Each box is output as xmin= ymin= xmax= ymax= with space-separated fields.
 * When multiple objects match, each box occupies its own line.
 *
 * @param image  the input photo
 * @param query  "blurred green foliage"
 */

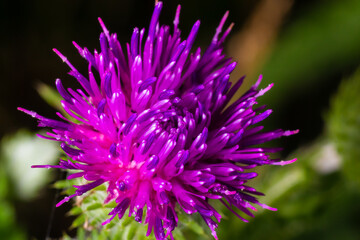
xmin=1 ymin=130 xmax=59 ymax=200
xmin=0 ymin=161 xmax=26 ymax=239
xmin=328 ymin=69 xmax=360 ymax=187
xmin=218 ymin=139 xmax=360 ymax=240
xmin=259 ymin=0 xmax=360 ymax=108
xmin=0 ymin=130 xmax=60 ymax=239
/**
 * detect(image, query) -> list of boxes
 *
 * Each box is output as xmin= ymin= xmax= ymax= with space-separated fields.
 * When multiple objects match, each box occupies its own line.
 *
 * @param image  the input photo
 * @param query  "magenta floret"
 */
xmin=20 ymin=2 xmax=298 ymax=239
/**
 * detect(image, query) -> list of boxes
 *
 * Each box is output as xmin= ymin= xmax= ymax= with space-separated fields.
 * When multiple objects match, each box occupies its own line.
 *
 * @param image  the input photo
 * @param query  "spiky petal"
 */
xmin=20 ymin=2 xmax=298 ymax=239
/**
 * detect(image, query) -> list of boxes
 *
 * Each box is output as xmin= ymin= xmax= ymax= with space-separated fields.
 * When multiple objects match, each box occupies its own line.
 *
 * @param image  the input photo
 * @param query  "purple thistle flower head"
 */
xmin=19 ymin=2 xmax=298 ymax=239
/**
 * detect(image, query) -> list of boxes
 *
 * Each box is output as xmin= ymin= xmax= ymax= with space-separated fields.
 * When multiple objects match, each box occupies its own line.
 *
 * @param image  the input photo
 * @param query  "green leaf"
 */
xmin=36 ymin=82 xmax=63 ymax=111
xmin=328 ymin=68 xmax=360 ymax=187
xmin=72 ymin=214 xmax=86 ymax=229
xmin=172 ymin=228 xmax=186 ymax=240
xmin=104 ymin=201 xmax=117 ymax=208
xmin=69 ymin=206 xmax=82 ymax=216
xmin=121 ymin=214 xmax=133 ymax=228
xmin=53 ymin=179 xmax=72 ymax=189
xmin=86 ymin=202 xmax=103 ymax=211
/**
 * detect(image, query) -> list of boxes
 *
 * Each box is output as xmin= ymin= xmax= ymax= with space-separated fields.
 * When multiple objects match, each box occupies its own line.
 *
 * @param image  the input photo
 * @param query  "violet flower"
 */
xmin=19 ymin=2 xmax=297 ymax=239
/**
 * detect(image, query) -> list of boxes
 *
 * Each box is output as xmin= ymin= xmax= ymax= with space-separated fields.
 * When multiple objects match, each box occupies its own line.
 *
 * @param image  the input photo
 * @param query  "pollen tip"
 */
xmin=53 ymin=48 xmax=67 ymax=62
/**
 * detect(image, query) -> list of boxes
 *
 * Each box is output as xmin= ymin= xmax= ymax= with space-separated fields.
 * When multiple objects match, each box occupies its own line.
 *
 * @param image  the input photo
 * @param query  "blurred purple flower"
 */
xmin=19 ymin=2 xmax=297 ymax=239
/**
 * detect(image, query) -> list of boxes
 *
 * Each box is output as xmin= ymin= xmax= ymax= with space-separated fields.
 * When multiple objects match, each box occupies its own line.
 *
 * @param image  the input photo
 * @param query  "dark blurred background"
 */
xmin=0 ymin=0 xmax=359 ymax=239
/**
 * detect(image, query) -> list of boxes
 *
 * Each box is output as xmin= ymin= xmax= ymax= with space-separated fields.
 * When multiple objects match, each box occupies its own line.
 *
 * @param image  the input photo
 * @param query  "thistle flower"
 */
xmin=19 ymin=2 xmax=298 ymax=239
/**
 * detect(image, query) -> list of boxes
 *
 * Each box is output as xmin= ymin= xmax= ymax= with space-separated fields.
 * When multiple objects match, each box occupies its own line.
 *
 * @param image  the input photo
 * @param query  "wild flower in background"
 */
xmin=19 ymin=2 xmax=297 ymax=239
